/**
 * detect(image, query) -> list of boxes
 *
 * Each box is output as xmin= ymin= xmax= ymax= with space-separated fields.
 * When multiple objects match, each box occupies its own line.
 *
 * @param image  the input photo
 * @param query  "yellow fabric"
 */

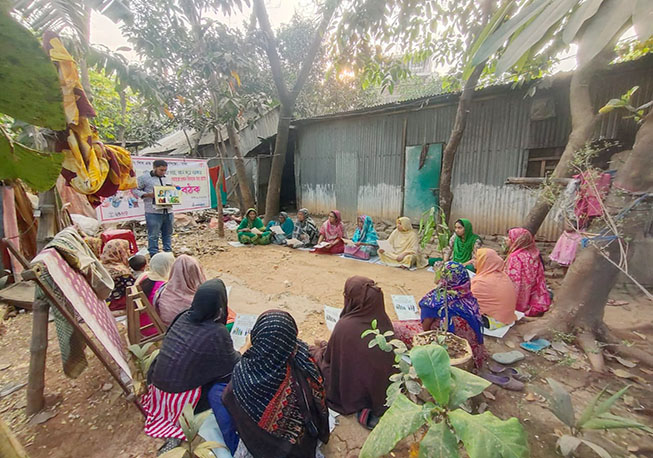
xmin=48 ymin=37 xmax=82 ymax=125
xmin=379 ymin=217 xmax=427 ymax=268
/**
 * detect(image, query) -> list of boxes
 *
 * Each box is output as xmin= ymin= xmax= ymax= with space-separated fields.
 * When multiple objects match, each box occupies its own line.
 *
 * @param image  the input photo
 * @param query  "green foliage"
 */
xmin=599 ymin=86 xmax=653 ymax=123
xmin=360 ymin=325 xmax=526 ymax=458
xmin=0 ymin=127 xmax=63 ymax=191
xmin=159 ymin=402 xmax=223 ymax=458
xmin=127 ymin=342 xmax=159 ymax=395
xmin=539 ymin=378 xmax=652 ymax=457
xmin=0 ymin=7 xmax=65 ymax=130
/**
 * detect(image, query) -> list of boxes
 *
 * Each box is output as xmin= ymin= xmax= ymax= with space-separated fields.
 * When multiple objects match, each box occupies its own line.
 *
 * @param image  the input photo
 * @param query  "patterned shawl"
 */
xmin=320 ymin=210 xmax=345 ymax=241
xmin=238 ymin=208 xmax=265 ymax=231
xmin=100 ymin=239 xmax=131 ymax=278
xmin=232 ymin=310 xmax=328 ymax=444
xmin=419 ymin=261 xmax=484 ymax=343
xmin=292 ymin=208 xmax=319 ymax=244
xmin=352 ymin=215 xmax=378 ymax=246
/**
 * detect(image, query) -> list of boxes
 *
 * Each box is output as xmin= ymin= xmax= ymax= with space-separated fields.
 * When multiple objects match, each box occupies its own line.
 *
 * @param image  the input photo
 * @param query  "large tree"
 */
xmin=470 ymin=0 xmax=653 ymax=369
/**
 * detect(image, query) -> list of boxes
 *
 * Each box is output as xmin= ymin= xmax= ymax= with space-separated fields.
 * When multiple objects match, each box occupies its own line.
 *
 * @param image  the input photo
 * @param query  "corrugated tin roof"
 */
xmin=139 ymin=106 xmax=280 ymax=157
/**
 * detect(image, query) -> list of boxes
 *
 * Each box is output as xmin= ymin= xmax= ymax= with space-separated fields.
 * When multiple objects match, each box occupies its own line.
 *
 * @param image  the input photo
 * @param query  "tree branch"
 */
xmin=290 ymin=0 xmax=340 ymax=98
xmin=252 ymin=0 xmax=290 ymax=102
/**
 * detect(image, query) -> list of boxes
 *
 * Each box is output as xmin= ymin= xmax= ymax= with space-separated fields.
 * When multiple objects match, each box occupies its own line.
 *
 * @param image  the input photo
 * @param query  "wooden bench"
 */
xmin=126 ymin=285 xmax=166 ymax=345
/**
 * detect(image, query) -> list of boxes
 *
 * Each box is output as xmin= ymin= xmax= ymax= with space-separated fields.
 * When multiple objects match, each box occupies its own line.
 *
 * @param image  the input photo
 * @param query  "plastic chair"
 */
xmin=101 ymin=229 xmax=138 ymax=255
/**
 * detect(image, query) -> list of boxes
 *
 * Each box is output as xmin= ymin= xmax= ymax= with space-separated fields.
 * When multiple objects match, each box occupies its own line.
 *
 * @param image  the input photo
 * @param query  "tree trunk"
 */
xmin=26 ymin=187 xmax=57 ymax=415
xmin=523 ymin=46 xmax=613 ymax=235
xmin=264 ymin=105 xmax=293 ymax=221
xmin=524 ymin=109 xmax=653 ymax=370
xmin=439 ymin=63 xmax=485 ymax=223
xmin=226 ymin=122 xmax=255 ymax=211
xmin=254 ymin=0 xmax=338 ymax=221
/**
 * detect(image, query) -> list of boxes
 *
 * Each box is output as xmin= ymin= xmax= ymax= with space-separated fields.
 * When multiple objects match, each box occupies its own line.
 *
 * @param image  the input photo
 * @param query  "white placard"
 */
xmin=482 ymin=311 xmax=525 ymax=338
xmin=270 ymin=225 xmax=284 ymax=235
xmin=377 ymin=239 xmax=393 ymax=253
xmin=324 ymin=305 xmax=342 ymax=331
xmin=391 ymin=295 xmax=420 ymax=321
xmin=96 ymin=157 xmax=211 ymax=222
xmin=230 ymin=314 xmax=258 ymax=350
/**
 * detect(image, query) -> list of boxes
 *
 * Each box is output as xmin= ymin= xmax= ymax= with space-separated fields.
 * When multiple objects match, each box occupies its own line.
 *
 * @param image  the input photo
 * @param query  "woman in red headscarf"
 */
xmin=504 ymin=228 xmax=551 ymax=317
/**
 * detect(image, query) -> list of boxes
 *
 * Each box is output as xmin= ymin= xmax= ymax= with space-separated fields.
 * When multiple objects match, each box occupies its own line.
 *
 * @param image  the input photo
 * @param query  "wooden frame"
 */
xmin=126 ymin=285 xmax=166 ymax=346
xmin=3 ymin=239 xmax=145 ymax=416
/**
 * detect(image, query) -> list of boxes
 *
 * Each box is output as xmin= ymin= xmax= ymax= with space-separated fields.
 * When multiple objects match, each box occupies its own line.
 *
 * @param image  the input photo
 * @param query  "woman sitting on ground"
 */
xmin=378 ymin=217 xmax=427 ymax=269
xmin=393 ymin=262 xmax=486 ymax=369
xmin=287 ymin=208 xmax=319 ymax=248
xmin=135 ymin=252 xmax=175 ymax=338
xmin=311 ymin=276 xmax=395 ymax=430
xmin=265 ymin=211 xmax=294 ymax=245
xmin=344 ymin=215 xmax=379 ymax=260
xmin=154 ymin=255 xmax=207 ymax=326
xmin=314 ymin=210 xmax=345 ymax=254
xmin=100 ymin=239 xmax=135 ymax=311
xmin=442 ymin=218 xmax=482 ymax=271
xmin=223 ymin=310 xmax=330 ymax=458
xmin=504 ymin=227 xmax=551 ymax=317
xmin=144 ymin=279 xmax=241 ymax=455
xmin=237 ymin=208 xmax=271 ymax=245
xmin=471 ymin=248 xmax=517 ymax=328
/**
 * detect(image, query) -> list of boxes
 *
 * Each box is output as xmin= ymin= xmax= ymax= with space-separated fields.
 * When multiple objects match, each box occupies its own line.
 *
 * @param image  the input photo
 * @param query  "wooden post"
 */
xmin=216 ymin=166 xmax=225 ymax=238
xmin=26 ymin=187 xmax=56 ymax=415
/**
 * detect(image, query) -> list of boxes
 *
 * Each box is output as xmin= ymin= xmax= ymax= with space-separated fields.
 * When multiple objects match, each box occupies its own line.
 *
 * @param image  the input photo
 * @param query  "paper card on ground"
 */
xmin=324 ymin=305 xmax=342 ymax=331
xmin=270 ymin=225 xmax=284 ymax=235
xmin=482 ymin=311 xmax=525 ymax=338
xmin=377 ymin=240 xmax=392 ymax=253
xmin=286 ymin=238 xmax=302 ymax=247
xmin=230 ymin=314 xmax=258 ymax=350
xmin=228 ymin=241 xmax=245 ymax=248
xmin=226 ymin=286 xmax=232 ymax=298
xmin=391 ymin=295 xmax=420 ymax=321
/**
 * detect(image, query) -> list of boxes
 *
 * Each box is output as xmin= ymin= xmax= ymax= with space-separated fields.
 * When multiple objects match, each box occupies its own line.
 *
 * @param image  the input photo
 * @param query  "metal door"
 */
xmin=403 ymin=143 xmax=442 ymax=221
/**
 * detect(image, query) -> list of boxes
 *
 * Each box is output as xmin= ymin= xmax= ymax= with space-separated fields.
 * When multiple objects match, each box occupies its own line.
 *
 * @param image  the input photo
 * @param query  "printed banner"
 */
xmin=96 ymin=157 xmax=211 ymax=222
xmin=391 ymin=295 xmax=420 ymax=321
xmin=33 ymin=248 xmax=131 ymax=377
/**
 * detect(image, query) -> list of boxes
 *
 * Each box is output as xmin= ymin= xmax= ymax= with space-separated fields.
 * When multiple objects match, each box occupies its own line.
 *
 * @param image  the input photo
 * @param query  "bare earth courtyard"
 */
xmin=1 ymin=234 xmax=652 ymax=458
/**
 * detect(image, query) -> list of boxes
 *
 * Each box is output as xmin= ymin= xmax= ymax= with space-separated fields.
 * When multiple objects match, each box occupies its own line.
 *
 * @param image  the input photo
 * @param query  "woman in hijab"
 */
xmin=378 ymin=217 xmax=427 ymax=269
xmin=411 ymin=262 xmax=486 ymax=368
xmin=237 ymin=208 xmax=271 ymax=245
xmin=288 ymin=208 xmax=319 ymax=248
xmin=154 ymin=255 xmax=207 ymax=326
xmin=145 ymin=279 xmax=241 ymax=455
xmin=442 ymin=218 xmax=482 ymax=271
xmin=311 ymin=277 xmax=395 ymax=430
xmin=100 ymin=239 xmax=135 ymax=311
xmin=314 ymin=210 xmax=345 ymax=255
xmin=135 ymin=252 xmax=175 ymax=338
xmin=471 ymin=248 xmax=517 ymax=328
xmin=504 ymin=227 xmax=551 ymax=317
xmin=266 ymin=211 xmax=295 ymax=245
xmin=344 ymin=215 xmax=379 ymax=260
xmin=223 ymin=310 xmax=330 ymax=458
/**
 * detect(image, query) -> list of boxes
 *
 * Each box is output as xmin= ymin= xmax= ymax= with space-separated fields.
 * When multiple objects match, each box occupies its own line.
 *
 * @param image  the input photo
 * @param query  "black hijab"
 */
xmin=149 ymin=279 xmax=240 ymax=392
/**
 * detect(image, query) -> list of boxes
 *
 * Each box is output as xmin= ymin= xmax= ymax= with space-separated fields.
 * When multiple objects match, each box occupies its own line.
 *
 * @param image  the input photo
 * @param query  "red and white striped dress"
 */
xmin=142 ymin=385 xmax=201 ymax=439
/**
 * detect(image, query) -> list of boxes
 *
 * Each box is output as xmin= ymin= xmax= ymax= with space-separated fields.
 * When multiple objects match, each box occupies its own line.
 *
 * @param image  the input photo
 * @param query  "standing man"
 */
xmin=133 ymin=160 xmax=174 ymax=257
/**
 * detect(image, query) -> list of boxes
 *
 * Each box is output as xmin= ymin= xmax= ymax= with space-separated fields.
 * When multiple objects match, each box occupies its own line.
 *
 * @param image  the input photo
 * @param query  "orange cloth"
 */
xmin=471 ymin=248 xmax=517 ymax=325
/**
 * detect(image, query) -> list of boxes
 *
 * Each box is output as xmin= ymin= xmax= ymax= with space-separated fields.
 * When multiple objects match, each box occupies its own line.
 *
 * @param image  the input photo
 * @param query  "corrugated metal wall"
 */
xmin=295 ymin=60 xmax=653 ymax=239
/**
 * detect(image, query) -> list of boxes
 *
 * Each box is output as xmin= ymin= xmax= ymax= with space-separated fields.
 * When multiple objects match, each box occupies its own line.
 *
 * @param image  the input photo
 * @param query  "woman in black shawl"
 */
xmin=311 ymin=276 xmax=396 ymax=429
xmin=145 ymin=279 xmax=241 ymax=454
xmin=222 ymin=310 xmax=329 ymax=458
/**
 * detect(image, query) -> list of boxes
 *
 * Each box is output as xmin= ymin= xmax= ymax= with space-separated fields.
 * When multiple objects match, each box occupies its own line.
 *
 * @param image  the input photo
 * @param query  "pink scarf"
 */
xmin=155 ymin=255 xmax=206 ymax=326
xmin=320 ymin=210 xmax=344 ymax=241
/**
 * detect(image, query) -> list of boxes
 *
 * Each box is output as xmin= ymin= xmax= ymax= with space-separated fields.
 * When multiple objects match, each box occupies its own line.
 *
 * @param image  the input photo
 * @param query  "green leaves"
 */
xmin=0 ymin=7 xmax=65 ymax=130
xmin=410 ymin=344 xmax=451 ymax=405
xmin=633 ymin=0 xmax=653 ymax=42
xmin=544 ymin=378 xmax=575 ymax=428
xmin=448 ymin=410 xmax=529 ymax=458
xmin=576 ymin=0 xmax=635 ymax=66
xmin=562 ymin=0 xmax=603 ymax=44
xmin=419 ymin=420 xmax=460 ymax=458
xmin=359 ymin=394 xmax=430 ymax=458
xmin=0 ymin=128 xmax=63 ymax=191
xmin=448 ymin=366 xmax=491 ymax=409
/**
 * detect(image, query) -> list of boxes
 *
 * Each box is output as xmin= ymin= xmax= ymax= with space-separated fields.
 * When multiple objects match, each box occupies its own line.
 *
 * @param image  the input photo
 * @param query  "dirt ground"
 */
xmin=1 ymin=217 xmax=652 ymax=458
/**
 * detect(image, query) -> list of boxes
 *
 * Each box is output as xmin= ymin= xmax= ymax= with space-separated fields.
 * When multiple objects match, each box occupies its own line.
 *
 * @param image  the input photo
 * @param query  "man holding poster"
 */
xmin=133 ymin=160 xmax=175 ymax=257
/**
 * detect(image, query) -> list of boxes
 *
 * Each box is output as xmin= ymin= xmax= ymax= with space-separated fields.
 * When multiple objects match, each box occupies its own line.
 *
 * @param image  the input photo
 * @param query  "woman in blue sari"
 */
xmin=265 ymin=211 xmax=294 ymax=244
xmin=344 ymin=215 xmax=378 ymax=260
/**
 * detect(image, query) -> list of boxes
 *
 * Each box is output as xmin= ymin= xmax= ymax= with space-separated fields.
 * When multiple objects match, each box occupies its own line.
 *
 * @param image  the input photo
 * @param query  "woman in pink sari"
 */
xmin=154 ymin=255 xmax=207 ymax=326
xmin=314 ymin=210 xmax=345 ymax=255
xmin=504 ymin=228 xmax=551 ymax=317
